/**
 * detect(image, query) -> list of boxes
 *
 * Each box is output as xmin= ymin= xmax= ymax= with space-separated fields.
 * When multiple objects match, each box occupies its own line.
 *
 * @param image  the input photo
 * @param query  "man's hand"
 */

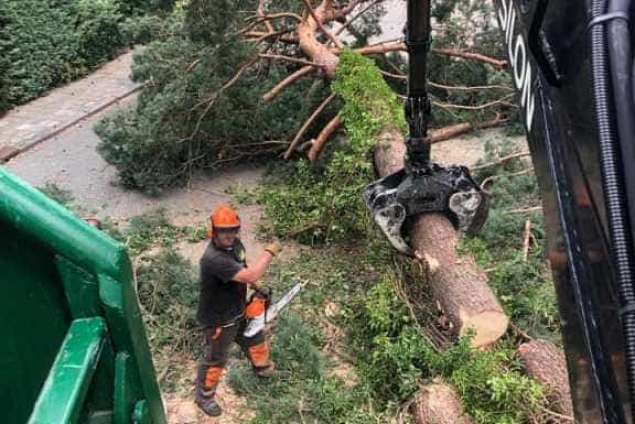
xmin=264 ymin=241 xmax=283 ymax=257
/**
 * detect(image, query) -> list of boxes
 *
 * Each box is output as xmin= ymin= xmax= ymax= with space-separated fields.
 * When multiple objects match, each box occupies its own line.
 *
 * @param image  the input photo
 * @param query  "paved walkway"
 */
xmin=0 ymin=51 xmax=140 ymax=161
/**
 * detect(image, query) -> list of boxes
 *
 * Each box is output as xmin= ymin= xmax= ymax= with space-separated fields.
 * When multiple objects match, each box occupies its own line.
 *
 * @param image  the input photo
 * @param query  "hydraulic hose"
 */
xmin=608 ymin=0 xmax=635 ymax=239
xmin=590 ymin=0 xmax=635 ymax=418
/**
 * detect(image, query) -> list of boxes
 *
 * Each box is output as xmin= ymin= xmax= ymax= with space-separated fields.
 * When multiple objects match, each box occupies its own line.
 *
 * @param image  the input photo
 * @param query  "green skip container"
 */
xmin=0 ymin=168 xmax=167 ymax=424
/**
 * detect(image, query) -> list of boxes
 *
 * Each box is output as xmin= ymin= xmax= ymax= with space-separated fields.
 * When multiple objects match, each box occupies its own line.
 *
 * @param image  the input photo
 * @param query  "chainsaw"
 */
xmin=243 ymin=283 xmax=303 ymax=338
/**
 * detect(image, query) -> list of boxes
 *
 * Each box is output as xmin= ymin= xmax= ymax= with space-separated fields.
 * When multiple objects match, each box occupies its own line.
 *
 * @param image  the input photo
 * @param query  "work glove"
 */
xmin=265 ymin=241 xmax=283 ymax=257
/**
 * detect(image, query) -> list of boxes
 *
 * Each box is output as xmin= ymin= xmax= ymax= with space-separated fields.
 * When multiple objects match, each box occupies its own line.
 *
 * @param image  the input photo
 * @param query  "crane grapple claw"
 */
xmin=364 ymin=163 xmax=489 ymax=255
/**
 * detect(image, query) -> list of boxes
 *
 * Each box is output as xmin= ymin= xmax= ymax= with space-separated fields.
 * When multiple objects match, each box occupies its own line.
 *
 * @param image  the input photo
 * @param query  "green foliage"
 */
xmin=334 ymin=51 xmax=407 ymax=147
xmin=119 ymin=10 xmax=181 ymax=45
xmin=459 ymin=138 xmax=560 ymax=341
xmin=261 ymin=52 xmax=405 ymax=244
xmin=352 ymin=278 xmax=547 ymax=423
xmin=228 ymin=314 xmax=392 ymax=423
xmin=75 ymin=0 xmax=124 ymax=67
xmin=0 ymin=0 xmax=125 ymax=109
xmin=0 ymin=0 xmax=176 ymax=113
xmin=0 ymin=2 xmax=11 ymax=113
xmin=136 ymin=248 xmax=199 ymax=389
xmin=116 ymin=0 xmax=175 ymax=16
xmin=97 ymin=0 xmax=323 ymax=193
xmin=38 ymin=182 xmax=75 ymax=208
xmin=120 ymin=209 xmax=186 ymax=255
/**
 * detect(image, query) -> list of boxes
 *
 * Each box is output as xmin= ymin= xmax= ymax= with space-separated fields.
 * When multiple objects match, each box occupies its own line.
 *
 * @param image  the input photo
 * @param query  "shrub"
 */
xmin=0 ymin=0 xmax=126 ymax=111
xmin=75 ymin=0 xmax=124 ymax=67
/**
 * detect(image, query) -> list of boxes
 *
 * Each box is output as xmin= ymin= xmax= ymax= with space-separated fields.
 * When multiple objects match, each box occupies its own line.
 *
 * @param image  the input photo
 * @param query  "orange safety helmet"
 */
xmin=208 ymin=204 xmax=241 ymax=238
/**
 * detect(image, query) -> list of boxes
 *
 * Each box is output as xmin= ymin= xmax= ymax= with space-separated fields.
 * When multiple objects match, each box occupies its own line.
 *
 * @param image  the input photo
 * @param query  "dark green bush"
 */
xmin=0 ymin=0 xmax=125 ymax=111
xmin=2 ymin=0 xmax=84 ymax=106
xmin=75 ymin=0 xmax=124 ymax=67
xmin=0 ymin=0 xmax=176 ymax=113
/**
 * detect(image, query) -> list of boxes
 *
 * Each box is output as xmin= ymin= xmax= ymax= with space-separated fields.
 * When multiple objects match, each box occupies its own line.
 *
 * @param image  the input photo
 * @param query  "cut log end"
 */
xmin=460 ymin=310 xmax=510 ymax=348
xmin=413 ymin=382 xmax=474 ymax=424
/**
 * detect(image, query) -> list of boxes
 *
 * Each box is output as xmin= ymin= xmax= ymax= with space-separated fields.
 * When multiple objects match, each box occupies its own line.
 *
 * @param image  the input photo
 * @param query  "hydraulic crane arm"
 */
xmin=366 ymin=0 xmax=635 ymax=421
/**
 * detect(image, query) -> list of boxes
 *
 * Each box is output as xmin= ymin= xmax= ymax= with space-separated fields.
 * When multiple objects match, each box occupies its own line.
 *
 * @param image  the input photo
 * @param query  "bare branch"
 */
xmin=428 ymin=116 xmax=509 ymax=144
xmin=307 ymin=114 xmax=343 ymax=161
xmin=522 ymin=219 xmax=532 ymax=261
xmin=335 ymin=0 xmax=365 ymax=18
xmin=258 ymin=53 xmax=321 ymax=67
xmin=380 ymin=69 xmax=513 ymax=92
xmin=190 ymin=56 xmax=259 ymax=138
xmin=247 ymin=12 xmax=304 ymax=23
xmin=263 ymin=66 xmax=315 ymax=102
xmin=284 ymin=92 xmax=337 ymax=159
xmin=473 ymin=150 xmax=531 ymax=170
xmin=432 ymin=48 xmax=508 ymax=69
xmin=350 ymin=41 xmax=405 ymax=55
xmin=302 ymin=0 xmax=344 ymax=48
xmin=508 ymin=206 xmax=542 ymax=214
xmin=429 ymin=81 xmax=513 ymax=92
xmin=348 ymin=42 xmax=508 ymax=69
xmin=335 ymin=0 xmax=381 ymax=37
xmin=433 ymin=93 xmax=516 ymax=111
xmin=256 ymin=0 xmax=275 ymax=33
xmin=244 ymin=30 xmax=299 ymax=44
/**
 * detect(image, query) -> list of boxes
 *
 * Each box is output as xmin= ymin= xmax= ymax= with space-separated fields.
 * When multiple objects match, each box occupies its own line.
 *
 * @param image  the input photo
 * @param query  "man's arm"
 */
xmin=233 ymin=242 xmax=282 ymax=286
xmin=233 ymin=251 xmax=273 ymax=285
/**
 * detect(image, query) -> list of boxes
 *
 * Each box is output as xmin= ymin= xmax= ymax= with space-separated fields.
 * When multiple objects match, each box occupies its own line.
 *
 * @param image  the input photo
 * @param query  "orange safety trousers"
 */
xmin=195 ymin=318 xmax=272 ymax=400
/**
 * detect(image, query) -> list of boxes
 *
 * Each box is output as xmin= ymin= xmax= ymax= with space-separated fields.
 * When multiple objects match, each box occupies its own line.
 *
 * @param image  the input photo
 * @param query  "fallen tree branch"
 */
xmin=432 ymin=93 xmax=516 ymax=111
xmin=307 ymin=114 xmax=343 ymax=161
xmin=302 ymin=0 xmax=343 ymax=48
xmin=334 ymin=0 xmax=381 ymax=36
xmin=256 ymin=0 xmax=275 ymax=33
xmin=432 ymin=48 xmax=508 ymax=68
xmin=351 ymin=41 xmax=405 ymax=55
xmin=347 ymin=42 xmax=508 ymax=68
xmin=190 ymin=56 xmax=260 ymax=137
xmin=284 ymin=92 xmax=337 ymax=159
xmin=473 ymin=151 xmax=531 ymax=170
xmin=429 ymin=81 xmax=513 ymax=92
xmin=258 ymin=53 xmax=321 ymax=67
xmin=244 ymin=30 xmax=299 ymax=44
xmin=508 ymin=206 xmax=542 ymax=214
xmin=263 ymin=65 xmax=315 ymax=102
xmin=522 ymin=219 xmax=532 ymax=261
xmin=428 ymin=116 xmax=509 ymax=144
xmin=247 ymin=12 xmax=304 ymax=24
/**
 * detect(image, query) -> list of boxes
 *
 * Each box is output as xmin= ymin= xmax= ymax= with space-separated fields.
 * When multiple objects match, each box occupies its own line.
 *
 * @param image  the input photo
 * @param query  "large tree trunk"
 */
xmin=517 ymin=340 xmax=573 ymax=417
xmin=374 ymin=129 xmax=509 ymax=347
xmin=412 ymin=381 xmax=474 ymax=424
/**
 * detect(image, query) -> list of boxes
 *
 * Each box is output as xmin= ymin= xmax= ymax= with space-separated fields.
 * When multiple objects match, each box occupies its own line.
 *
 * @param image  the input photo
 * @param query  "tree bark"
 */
xmin=517 ymin=340 xmax=574 ymax=417
xmin=412 ymin=381 xmax=474 ymax=424
xmin=374 ymin=129 xmax=509 ymax=348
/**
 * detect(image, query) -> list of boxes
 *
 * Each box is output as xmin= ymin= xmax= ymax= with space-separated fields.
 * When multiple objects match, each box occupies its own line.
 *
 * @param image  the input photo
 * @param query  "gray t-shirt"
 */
xmin=196 ymin=240 xmax=247 ymax=327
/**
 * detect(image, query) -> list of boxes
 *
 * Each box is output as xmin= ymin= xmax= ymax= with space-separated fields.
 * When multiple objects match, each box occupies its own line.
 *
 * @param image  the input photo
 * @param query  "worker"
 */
xmin=195 ymin=204 xmax=282 ymax=417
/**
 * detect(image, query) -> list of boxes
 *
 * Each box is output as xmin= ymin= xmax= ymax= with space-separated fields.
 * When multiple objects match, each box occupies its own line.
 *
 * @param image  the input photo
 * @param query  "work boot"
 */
xmin=196 ymin=395 xmax=222 ymax=417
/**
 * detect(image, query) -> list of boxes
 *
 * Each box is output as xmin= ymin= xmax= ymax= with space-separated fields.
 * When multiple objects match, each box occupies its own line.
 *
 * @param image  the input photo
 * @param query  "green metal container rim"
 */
xmin=0 ymin=168 xmax=132 ymax=281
